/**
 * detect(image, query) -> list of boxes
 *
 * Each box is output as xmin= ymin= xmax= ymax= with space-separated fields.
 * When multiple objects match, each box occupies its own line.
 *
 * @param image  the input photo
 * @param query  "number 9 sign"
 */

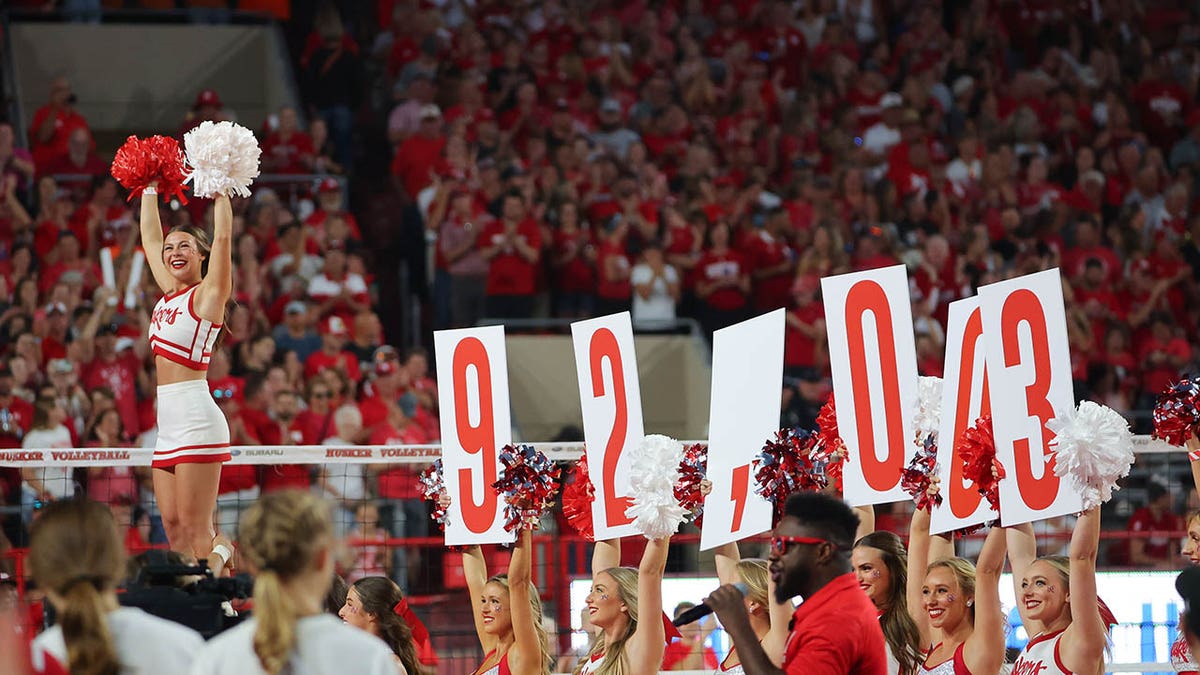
xmin=434 ymin=325 xmax=515 ymax=546
xmin=978 ymin=269 xmax=1083 ymax=526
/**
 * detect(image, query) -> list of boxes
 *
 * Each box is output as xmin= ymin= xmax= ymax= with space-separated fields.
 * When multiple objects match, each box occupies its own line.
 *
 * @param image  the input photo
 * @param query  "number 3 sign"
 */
xmin=571 ymin=313 xmax=645 ymax=541
xmin=978 ymin=269 xmax=1082 ymax=525
xmin=434 ymin=326 xmax=515 ymax=546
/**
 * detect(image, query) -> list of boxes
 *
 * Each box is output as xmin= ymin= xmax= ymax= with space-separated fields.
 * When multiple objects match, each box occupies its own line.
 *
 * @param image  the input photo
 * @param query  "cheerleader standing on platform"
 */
xmin=576 ymin=535 xmax=671 ymax=675
xmin=463 ymin=529 xmax=553 ymax=675
xmin=1007 ymin=507 xmax=1108 ymax=675
xmin=140 ymin=183 xmax=234 ymax=576
xmin=906 ymin=500 xmax=1008 ymax=675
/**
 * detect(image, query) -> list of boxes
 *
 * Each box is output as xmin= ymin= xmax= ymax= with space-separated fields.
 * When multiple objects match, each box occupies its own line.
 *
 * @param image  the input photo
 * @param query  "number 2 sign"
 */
xmin=700 ymin=310 xmax=783 ymax=551
xmin=822 ymin=265 xmax=920 ymax=506
xmin=434 ymin=326 xmax=515 ymax=546
xmin=571 ymin=312 xmax=645 ymax=541
xmin=978 ymin=269 xmax=1082 ymax=526
xmin=931 ymin=297 xmax=996 ymax=535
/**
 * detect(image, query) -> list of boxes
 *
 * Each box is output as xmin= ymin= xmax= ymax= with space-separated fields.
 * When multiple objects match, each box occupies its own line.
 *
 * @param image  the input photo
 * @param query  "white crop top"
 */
xmin=149 ymin=284 xmax=221 ymax=370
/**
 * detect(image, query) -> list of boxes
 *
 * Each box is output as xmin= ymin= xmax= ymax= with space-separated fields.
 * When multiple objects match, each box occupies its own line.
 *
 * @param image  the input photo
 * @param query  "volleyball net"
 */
xmin=0 ymin=438 xmax=1190 ymax=674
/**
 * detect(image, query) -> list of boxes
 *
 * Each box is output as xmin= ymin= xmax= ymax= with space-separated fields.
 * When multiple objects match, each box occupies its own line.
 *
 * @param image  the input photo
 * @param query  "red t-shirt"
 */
xmin=261 ymin=131 xmax=315 ymax=174
xmin=373 ymin=423 xmax=428 ymax=500
xmin=218 ymin=464 xmax=259 ymax=494
xmin=29 ymin=105 xmax=90 ymax=168
xmin=295 ymin=409 xmax=334 ymax=445
xmin=1111 ymin=507 xmax=1183 ymax=564
xmin=553 ymin=228 xmax=596 ymax=294
xmin=1139 ymin=336 xmax=1191 ymax=394
xmin=783 ymin=573 xmax=888 ymax=675
xmin=304 ymin=349 xmax=363 ymax=382
xmin=82 ymin=353 xmax=141 ymax=436
xmin=697 ymin=250 xmax=748 ymax=311
xmin=784 ymin=303 xmax=824 ymax=368
xmin=391 ymin=134 xmax=447 ymax=197
xmin=747 ymin=230 xmax=794 ymax=311
xmin=595 ymin=240 xmax=632 ymax=301
xmin=259 ymin=424 xmax=312 ymax=493
xmin=483 ymin=219 xmax=542 ymax=296
xmin=661 ymin=641 xmax=719 ymax=670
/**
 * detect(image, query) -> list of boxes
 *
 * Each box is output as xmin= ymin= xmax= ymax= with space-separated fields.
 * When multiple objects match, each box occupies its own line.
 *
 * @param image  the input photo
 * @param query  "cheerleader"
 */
xmin=1006 ymin=507 xmax=1108 ymax=675
xmin=28 ymin=499 xmax=204 ymax=673
xmin=906 ymin=499 xmax=1008 ymax=675
xmin=1176 ymin=432 xmax=1200 ymax=675
xmin=576 ymin=535 xmax=671 ymax=675
xmin=340 ymin=576 xmax=426 ymax=674
xmin=463 ymin=529 xmax=553 ymax=675
xmin=139 ymin=185 xmax=234 ymax=576
xmin=852 ymin=526 xmax=923 ymax=674
xmin=190 ymin=490 xmax=398 ymax=674
xmin=708 ymin=540 xmax=792 ymax=672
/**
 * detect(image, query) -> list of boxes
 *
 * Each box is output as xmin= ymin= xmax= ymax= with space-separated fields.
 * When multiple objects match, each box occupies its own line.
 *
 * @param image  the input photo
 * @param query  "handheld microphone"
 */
xmin=672 ymin=582 xmax=749 ymax=626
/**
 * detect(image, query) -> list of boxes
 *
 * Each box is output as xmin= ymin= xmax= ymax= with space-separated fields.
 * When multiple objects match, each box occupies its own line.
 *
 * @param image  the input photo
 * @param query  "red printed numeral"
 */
xmin=453 ymin=338 xmax=499 ymax=533
xmin=730 ymin=464 xmax=750 ymax=532
xmin=589 ymin=328 xmax=634 ymax=528
xmin=1001 ymin=290 xmax=1059 ymax=510
xmin=949 ymin=308 xmax=992 ymax=518
xmin=844 ymin=281 xmax=906 ymax=491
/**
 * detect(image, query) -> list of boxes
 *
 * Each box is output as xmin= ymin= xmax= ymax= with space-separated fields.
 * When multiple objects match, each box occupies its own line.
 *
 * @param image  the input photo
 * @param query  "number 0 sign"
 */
xmin=700 ymin=310 xmax=783 ymax=551
xmin=978 ymin=269 xmax=1082 ymax=526
xmin=931 ymin=297 xmax=996 ymax=535
xmin=821 ymin=265 xmax=920 ymax=506
xmin=434 ymin=326 xmax=515 ymax=546
xmin=571 ymin=312 xmax=645 ymax=541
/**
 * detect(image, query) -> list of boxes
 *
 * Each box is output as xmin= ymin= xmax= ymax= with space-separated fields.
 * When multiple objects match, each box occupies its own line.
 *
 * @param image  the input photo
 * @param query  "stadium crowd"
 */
xmin=1 ymin=0 xmax=1200 ymax=592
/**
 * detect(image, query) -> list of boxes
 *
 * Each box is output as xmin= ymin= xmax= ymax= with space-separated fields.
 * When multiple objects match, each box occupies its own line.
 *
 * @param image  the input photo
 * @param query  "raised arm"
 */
xmin=714 ymin=541 xmax=742 ymax=585
xmin=963 ymin=526 xmax=1007 ymax=675
xmin=1188 ymin=434 xmax=1200 ymax=505
xmin=139 ymin=191 xmax=173 ymax=292
xmin=198 ymin=194 xmax=233 ymax=309
xmin=625 ymin=538 xmax=669 ymax=675
xmin=506 ymin=530 xmax=544 ymax=675
xmin=592 ymin=538 xmax=620 ymax=576
xmin=853 ymin=504 xmax=874 ymax=542
xmin=462 ymin=544 xmax=497 ymax=653
xmin=906 ymin=505 xmax=944 ymax=647
xmin=1060 ymin=508 xmax=1106 ymax=673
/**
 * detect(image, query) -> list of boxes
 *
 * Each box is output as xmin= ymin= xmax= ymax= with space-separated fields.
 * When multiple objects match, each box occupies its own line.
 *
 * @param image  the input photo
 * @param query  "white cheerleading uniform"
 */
xmin=577 ymin=651 xmax=604 ymax=675
xmin=1173 ymin=631 xmax=1199 ymax=674
xmin=189 ymin=614 xmax=400 ymax=675
xmin=1011 ymin=629 xmax=1071 ymax=675
xmin=149 ymin=284 xmax=221 ymax=369
xmin=31 ymin=606 xmax=203 ymax=673
xmin=149 ymin=284 xmax=230 ymax=468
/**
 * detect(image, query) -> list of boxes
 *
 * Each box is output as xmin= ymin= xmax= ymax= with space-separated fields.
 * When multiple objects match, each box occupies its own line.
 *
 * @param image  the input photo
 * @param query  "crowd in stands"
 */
xmin=2 ymin=0 xmax=1200 ymax=587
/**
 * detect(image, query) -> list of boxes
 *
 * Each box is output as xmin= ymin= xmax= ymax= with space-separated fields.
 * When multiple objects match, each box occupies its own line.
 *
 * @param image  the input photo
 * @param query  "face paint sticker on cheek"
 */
xmin=598 ymin=593 xmax=609 ymax=601
xmin=871 ymin=570 xmax=881 ymax=579
xmin=946 ymin=594 xmax=956 ymax=603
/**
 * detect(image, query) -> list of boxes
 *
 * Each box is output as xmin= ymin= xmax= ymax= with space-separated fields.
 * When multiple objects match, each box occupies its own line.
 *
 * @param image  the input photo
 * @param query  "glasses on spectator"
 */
xmin=213 ymin=388 xmax=235 ymax=400
xmin=311 ymin=391 xmax=332 ymax=400
xmin=769 ymin=536 xmax=835 ymax=557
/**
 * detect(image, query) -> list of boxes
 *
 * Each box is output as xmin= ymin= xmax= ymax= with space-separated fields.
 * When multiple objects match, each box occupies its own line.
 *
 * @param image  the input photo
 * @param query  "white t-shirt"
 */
xmin=630 ymin=263 xmax=678 ymax=325
xmin=32 ymin=606 xmax=204 ymax=673
xmin=862 ymin=122 xmax=901 ymax=157
xmin=322 ymin=435 xmax=367 ymax=501
xmin=22 ymin=426 xmax=75 ymax=499
xmin=190 ymin=614 xmax=400 ymax=675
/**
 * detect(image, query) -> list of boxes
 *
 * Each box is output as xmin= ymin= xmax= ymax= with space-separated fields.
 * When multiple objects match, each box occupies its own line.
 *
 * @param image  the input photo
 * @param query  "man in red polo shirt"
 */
xmin=707 ymin=492 xmax=887 ymax=675
xmin=481 ymin=190 xmax=542 ymax=319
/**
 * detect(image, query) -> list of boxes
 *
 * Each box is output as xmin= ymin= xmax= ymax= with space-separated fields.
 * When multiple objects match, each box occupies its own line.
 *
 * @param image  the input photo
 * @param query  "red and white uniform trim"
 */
xmin=1173 ymin=631 xmax=1199 ymax=674
xmin=153 ymin=380 xmax=230 ymax=468
xmin=149 ymin=284 xmax=221 ymax=370
xmin=1012 ymin=629 xmax=1071 ymax=675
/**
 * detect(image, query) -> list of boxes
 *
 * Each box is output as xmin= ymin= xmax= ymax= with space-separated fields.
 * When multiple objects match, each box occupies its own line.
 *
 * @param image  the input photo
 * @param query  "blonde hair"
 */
xmin=487 ymin=574 xmax=553 ymax=674
xmin=29 ymin=499 xmax=125 ymax=675
xmin=239 ymin=490 xmax=333 ymax=675
xmin=736 ymin=559 xmax=770 ymax=610
xmin=575 ymin=567 xmax=639 ymax=675
xmin=927 ymin=557 xmax=977 ymax=623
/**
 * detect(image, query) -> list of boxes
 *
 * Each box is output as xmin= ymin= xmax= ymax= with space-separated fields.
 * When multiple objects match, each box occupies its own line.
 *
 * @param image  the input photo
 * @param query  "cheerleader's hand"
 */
xmin=437 ymin=491 xmax=451 ymax=509
xmin=699 ymin=480 xmax=713 ymax=497
xmin=927 ymin=475 xmax=942 ymax=503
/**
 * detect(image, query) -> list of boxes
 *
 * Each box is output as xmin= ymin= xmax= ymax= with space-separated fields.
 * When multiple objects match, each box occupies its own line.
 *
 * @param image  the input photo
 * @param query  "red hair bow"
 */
xmin=393 ymin=598 xmax=438 ymax=665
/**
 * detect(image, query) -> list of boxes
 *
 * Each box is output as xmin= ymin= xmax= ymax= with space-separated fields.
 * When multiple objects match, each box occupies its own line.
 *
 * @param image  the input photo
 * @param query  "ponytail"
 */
xmin=252 ymin=569 xmax=299 ymax=675
xmin=60 ymin=579 xmax=120 ymax=675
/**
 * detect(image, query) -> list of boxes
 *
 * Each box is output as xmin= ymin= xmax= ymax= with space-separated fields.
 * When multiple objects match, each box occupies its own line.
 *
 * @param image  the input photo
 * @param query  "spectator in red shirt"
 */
xmin=258 ymin=389 xmax=312 ymax=493
xmin=304 ymin=315 xmax=362 ymax=384
xmin=370 ymin=397 xmax=429 ymax=592
xmin=1110 ymin=482 xmax=1182 ymax=568
xmin=306 ymin=242 xmax=370 ymax=322
xmin=296 ymin=378 xmax=336 ymax=445
xmin=550 ymin=200 xmax=596 ymax=318
xmin=748 ymin=208 xmax=797 ymax=312
xmin=391 ymin=104 xmax=447 ymax=201
xmin=40 ymin=126 xmax=108 ymax=179
xmin=304 ymin=178 xmax=362 ymax=249
xmin=261 ymin=107 xmax=315 ymax=175
xmin=81 ymin=321 xmax=145 ymax=440
xmin=179 ymin=89 xmax=226 ymax=138
xmin=707 ymin=491 xmax=888 ymax=675
xmin=594 ymin=213 xmax=633 ymax=316
xmin=481 ymin=191 xmax=542 ymax=319
xmin=695 ymin=221 xmax=750 ymax=337
xmin=29 ymin=76 xmax=91 ymax=170
xmin=1138 ymin=312 xmax=1191 ymax=405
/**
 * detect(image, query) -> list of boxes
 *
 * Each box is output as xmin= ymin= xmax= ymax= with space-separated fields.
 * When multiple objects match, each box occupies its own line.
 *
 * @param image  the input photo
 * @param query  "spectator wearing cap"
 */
xmin=304 ymin=177 xmax=362 ymax=249
xmin=179 ymin=89 xmax=226 ymax=138
xmin=36 ymin=302 xmax=71 ymax=367
xmin=306 ymin=241 xmax=370 ymax=323
xmin=272 ymin=300 xmax=321 ymax=363
xmin=45 ymin=357 xmax=88 ymax=439
xmin=39 ymin=127 xmax=106 ymax=179
xmin=481 ymin=190 xmax=542 ymax=319
xmin=591 ymin=98 xmax=640 ymax=160
xmin=304 ymin=315 xmax=362 ymax=384
xmin=695 ymin=221 xmax=750 ymax=338
xmin=391 ymin=103 xmax=447 ymax=201
xmin=29 ymin=76 xmax=91 ymax=170
xmin=261 ymin=106 xmax=315 ymax=175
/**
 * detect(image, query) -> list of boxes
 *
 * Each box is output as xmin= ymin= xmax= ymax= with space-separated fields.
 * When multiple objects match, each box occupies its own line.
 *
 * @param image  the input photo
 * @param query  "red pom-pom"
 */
xmin=674 ymin=443 xmax=708 ymax=527
xmin=958 ymin=415 xmax=1004 ymax=512
xmin=418 ymin=460 xmax=449 ymax=530
xmin=1152 ymin=379 xmax=1200 ymax=447
xmin=901 ymin=435 xmax=941 ymax=511
xmin=492 ymin=444 xmax=561 ymax=533
xmin=754 ymin=428 xmax=827 ymax=525
xmin=111 ymin=134 xmax=189 ymax=204
xmin=561 ymin=456 xmax=596 ymax=541
xmin=814 ymin=396 xmax=845 ymax=490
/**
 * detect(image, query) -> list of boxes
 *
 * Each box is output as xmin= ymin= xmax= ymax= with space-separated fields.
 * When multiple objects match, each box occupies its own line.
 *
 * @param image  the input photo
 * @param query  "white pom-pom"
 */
xmin=912 ymin=376 xmax=944 ymax=445
xmin=626 ymin=434 xmax=686 ymax=539
xmin=183 ymin=121 xmax=261 ymax=198
xmin=1047 ymin=401 xmax=1135 ymax=511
